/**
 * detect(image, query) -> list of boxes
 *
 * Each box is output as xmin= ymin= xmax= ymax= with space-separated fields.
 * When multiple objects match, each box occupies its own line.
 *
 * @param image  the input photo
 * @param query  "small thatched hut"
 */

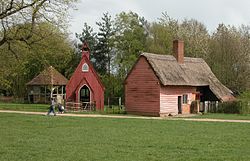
xmin=125 ymin=40 xmax=235 ymax=116
xmin=26 ymin=66 xmax=68 ymax=104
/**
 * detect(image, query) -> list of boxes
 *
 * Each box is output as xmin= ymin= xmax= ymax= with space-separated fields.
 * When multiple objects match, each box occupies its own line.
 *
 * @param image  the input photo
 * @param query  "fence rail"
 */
xmin=65 ymin=101 xmax=96 ymax=112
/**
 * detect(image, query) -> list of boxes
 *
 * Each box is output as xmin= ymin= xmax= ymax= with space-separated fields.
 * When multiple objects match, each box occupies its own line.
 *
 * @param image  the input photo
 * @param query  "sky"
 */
xmin=68 ymin=0 xmax=250 ymax=36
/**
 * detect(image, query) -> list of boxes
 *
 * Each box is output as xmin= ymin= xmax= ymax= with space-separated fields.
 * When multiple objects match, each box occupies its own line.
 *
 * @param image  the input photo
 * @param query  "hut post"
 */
xmin=45 ymin=86 xmax=47 ymax=104
xmin=50 ymin=86 xmax=53 ymax=98
xmin=38 ymin=86 xmax=41 ymax=103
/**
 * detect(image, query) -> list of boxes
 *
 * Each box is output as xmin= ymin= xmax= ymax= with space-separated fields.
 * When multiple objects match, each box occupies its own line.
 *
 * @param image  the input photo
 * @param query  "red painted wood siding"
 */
xmin=66 ymin=55 xmax=104 ymax=110
xmin=160 ymin=86 xmax=196 ymax=115
xmin=125 ymin=57 xmax=160 ymax=116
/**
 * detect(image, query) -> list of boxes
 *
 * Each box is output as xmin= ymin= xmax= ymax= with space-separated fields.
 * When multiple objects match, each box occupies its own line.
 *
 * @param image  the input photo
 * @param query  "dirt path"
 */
xmin=0 ymin=110 xmax=250 ymax=123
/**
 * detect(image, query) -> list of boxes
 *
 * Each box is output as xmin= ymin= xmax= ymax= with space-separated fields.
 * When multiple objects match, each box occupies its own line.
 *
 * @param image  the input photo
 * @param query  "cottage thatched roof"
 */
xmin=141 ymin=53 xmax=235 ymax=102
xmin=26 ymin=66 xmax=68 ymax=86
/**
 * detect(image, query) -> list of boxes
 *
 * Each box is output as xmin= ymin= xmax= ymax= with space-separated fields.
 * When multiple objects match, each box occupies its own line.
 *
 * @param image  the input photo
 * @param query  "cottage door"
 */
xmin=178 ymin=96 xmax=182 ymax=114
xmin=80 ymin=85 xmax=90 ymax=103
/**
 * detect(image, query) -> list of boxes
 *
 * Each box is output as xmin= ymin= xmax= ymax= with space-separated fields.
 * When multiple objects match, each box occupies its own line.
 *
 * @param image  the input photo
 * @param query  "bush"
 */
xmin=103 ymin=105 xmax=126 ymax=114
xmin=217 ymin=100 xmax=250 ymax=114
xmin=239 ymin=91 xmax=250 ymax=100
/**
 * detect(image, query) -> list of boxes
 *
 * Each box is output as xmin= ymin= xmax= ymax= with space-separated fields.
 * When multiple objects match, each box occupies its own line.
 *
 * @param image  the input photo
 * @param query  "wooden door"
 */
xmin=178 ymin=96 xmax=182 ymax=114
xmin=80 ymin=85 xmax=90 ymax=103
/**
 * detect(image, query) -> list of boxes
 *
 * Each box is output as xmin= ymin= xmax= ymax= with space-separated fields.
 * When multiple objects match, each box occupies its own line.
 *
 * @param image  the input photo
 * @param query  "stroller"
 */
xmin=58 ymin=103 xmax=65 ymax=114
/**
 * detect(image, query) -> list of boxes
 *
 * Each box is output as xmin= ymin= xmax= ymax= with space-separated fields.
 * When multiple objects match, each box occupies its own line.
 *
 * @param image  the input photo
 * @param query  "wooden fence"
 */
xmin=65 ymin=102 xmax=96 ymax=112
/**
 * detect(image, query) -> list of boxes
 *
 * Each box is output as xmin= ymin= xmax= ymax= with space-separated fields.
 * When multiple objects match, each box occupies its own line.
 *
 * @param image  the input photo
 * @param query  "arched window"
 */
xmin=82 ymin=63 xmax=89 ymax=72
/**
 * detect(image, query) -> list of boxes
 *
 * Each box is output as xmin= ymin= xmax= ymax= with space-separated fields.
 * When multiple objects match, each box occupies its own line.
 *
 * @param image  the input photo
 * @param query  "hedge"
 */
xmin=217 ymin=100 xmax=250 ymax=114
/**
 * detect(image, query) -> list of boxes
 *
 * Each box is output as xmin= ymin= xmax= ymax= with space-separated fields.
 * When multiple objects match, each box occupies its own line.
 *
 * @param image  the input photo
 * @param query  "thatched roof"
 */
xmin=141 ymin=53 xmax=235 ymax=102
xmin=26 ymin=66 xmax=68 ymax=86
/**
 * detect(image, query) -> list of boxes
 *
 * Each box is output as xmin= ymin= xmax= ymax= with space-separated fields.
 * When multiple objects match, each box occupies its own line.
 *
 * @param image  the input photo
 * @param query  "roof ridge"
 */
xmin=26 ymin=66 xmax=68 ymax=86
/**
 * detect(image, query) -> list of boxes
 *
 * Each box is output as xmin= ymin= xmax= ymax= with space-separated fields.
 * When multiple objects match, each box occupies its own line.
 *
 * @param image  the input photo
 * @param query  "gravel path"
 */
xmin=0 ymin=110 xmax=250 ymax=123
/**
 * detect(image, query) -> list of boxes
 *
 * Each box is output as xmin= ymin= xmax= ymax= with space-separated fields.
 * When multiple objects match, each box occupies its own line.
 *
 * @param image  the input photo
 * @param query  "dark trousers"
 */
xmin=47 ymin=105 xmax=56 ymax=116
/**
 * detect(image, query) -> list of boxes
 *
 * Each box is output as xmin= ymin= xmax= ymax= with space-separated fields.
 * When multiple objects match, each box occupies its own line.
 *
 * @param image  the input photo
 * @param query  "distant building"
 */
xmin=26 ymin=66 xmax=68 ymax=104
xmin=125 ymin=40 xmax=235 ymax=116
xmin=66 ymin=42 xmax=105 ymax=110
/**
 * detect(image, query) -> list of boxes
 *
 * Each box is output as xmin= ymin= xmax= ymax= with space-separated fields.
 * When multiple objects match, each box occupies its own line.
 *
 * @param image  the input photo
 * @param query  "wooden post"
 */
xmin=62 ymin=86 xmax=64 ymax=97
xmin=39 ymin=86 xmax=40 ymax=103
xmin=197 ymin=100 xmax=200 ymax=113
xmin=45 ymin=86 xmax=47 ymax=104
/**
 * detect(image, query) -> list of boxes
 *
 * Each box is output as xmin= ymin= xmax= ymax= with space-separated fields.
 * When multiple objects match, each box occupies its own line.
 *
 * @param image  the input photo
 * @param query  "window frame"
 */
xmin=182 ymin=94 xmax=188 ymax=104
xmin=82 ymin=63 xmax=89 ymax=72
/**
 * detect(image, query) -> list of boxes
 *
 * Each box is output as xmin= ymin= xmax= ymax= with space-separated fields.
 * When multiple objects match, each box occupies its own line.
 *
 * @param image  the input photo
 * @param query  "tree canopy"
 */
xmin=0 ymin=22 xmax=73 ymax=97
xmin=76 ymin=11 xmax=250 ymax=98
xmin=1 ymin=10 xmax=250 ymax=100
xmin=0 ymin=0 xmax=77 ymax=49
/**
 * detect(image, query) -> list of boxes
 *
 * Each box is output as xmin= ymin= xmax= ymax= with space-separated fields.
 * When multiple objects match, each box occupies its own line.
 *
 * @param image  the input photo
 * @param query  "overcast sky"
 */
xmin=69 ymin=0 xmax=250 ymax=36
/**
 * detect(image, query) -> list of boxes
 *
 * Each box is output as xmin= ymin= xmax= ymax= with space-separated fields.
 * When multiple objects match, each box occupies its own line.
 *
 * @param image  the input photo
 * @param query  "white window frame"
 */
xmin=82 ymin=63 xmax=89 ymax=72
xmin=182 ymin=94 xmax=188 ymax=104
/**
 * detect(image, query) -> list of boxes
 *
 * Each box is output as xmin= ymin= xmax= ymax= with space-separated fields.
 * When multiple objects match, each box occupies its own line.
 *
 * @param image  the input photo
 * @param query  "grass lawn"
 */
xmin=0 ymin=102 xmax=126 ymax=115
xmin=191 ymin=113 xmax=250 ymax=120
xmin=0 ymin=102 xmax=48 ymax=112
xmin=0 ymin=102 xmax=250 ymax=120
xmin=0 ymin=113 xmax=250 ymax=161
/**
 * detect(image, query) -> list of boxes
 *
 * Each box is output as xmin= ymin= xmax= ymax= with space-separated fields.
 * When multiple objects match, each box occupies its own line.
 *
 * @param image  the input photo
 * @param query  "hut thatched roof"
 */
xmin=26 ymin=66 xmax=68 ymax=86
xmin=141 ymin=53 xmax=235 ymax=102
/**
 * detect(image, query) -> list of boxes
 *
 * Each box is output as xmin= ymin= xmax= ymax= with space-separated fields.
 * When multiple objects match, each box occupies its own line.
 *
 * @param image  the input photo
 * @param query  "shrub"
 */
xmin=217 ymin=100 xmax=250 ymax=114
xmin=103 ymin=105 xmax=126 ymax=114
xmin=238 ymin=91 xmax=250 ymax=100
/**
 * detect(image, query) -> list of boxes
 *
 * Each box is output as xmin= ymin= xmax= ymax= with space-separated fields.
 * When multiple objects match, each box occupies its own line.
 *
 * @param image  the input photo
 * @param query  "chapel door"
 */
xmin=80 ymin=85 xmax=90 ymax=103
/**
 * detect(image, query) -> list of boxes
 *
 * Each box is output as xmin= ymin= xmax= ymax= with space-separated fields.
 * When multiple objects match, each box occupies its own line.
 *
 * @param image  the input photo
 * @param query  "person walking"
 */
xmin=47 ymin=97 xmax=56 ymax=116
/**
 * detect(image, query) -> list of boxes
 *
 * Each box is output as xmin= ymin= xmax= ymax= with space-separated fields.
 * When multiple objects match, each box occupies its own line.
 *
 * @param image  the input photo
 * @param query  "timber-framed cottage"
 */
xmin=125 ymin=40 xmax=235 ymax=116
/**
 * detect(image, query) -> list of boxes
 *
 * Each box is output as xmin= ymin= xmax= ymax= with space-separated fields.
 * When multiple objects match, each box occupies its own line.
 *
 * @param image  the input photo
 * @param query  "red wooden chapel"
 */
xmin=66 ymin=42 xmax=105 ymax=110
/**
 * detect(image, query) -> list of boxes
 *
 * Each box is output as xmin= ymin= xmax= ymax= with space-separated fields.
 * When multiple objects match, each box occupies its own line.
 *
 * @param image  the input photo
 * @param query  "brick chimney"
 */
xmin=173 ymin=40 xmax=184 ymax=64
xmin=82 ymin=41 xmax=90 ymax=60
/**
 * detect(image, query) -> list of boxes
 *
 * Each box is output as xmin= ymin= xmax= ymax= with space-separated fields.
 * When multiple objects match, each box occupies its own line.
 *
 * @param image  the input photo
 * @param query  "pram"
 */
xmin=58 ymin=104 xmax=65 ymax=114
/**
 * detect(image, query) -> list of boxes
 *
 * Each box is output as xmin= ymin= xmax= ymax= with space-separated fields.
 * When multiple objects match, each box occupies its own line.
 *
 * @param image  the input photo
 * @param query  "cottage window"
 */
xmin=183 ymin=94 xmax=188 ymax=104
xmin=82 ymin=63 xmax=89 ymax=72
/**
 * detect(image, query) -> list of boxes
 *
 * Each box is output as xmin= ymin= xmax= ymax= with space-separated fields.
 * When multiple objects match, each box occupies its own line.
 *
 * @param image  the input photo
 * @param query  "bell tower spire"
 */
xmin=82 ymin=41 xmax=90 ymax=60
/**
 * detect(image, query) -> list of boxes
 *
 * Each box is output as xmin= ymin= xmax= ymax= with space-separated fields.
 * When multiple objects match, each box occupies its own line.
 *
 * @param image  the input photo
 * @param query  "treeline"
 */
xmin=76 ymin=12 xmax=250 ymax=99
xmin=0 ymin=11 xmax=250 ymax=100
xmin=0 ymin=23 xmax=74 ymax=98
xmin=0 ymin=0 xmax=77 ymax=99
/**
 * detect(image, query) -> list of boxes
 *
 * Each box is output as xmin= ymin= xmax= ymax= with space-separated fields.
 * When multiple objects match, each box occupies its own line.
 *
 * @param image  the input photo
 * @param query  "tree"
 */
xmin=0 ymin=22 xmax=73 ymax=98
xmin=114 ymin=11 xmax=148 ymax=78
xmin=145 ymin=12 xmax=179 ymax=54
xmin=76 ymin=23 xmax=97 ymax=53
xmin=95 ymin=12 xmax=115 ymax=75
xmin=208 ymin=24 xmax=250 ymax=93
xmin=178 ymin=19 xmax=210 ymax=59
xmin=146 ymin=13 xmax=210 ymax=59
xmin=75 ymin=23 xmax=97 ymax=76
xmin=238 ymin=25 xmax=250 ymax=91
xmin=0 ymin=0 xmax=77 ymax=51
xmin=145 ymin=13 xmax=176 ymax=55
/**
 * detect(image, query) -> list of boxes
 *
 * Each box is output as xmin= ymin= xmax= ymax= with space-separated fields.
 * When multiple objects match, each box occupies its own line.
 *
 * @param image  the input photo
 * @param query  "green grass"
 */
xmin=191 ymin=113 xmax=250 ymax=120
xmin=0 ymin=113 xmax=250 ymax=161
xmin=1 ymin=102 xmax=250 ymax=120
xmin=0 ymin=102 xmax=48 ymax=112
xmin=0 ymin=102 xmax=126 ymax=115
